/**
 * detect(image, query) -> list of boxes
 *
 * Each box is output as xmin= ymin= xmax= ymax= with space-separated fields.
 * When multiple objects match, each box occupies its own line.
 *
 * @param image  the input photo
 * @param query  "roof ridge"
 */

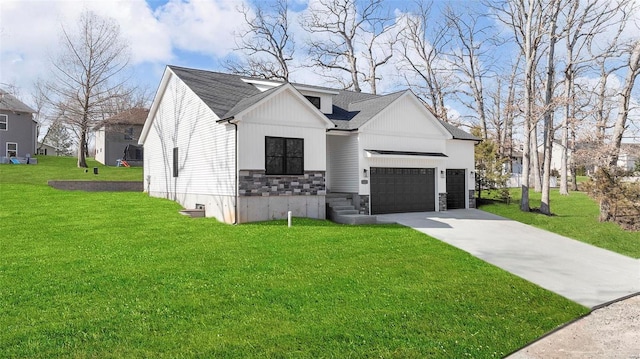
xmin=347 ymin=90 xmax=405 ymax=105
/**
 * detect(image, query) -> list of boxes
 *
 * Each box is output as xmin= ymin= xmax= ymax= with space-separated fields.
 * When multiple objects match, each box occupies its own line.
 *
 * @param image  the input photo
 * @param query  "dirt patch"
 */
xmin=508 ymin=294 xmax=640 ymax=358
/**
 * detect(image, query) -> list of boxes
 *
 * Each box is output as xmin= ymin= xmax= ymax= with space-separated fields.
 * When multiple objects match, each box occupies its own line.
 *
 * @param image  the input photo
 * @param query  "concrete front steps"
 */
xmin=326 ymin=193 xmax=377 ymax=225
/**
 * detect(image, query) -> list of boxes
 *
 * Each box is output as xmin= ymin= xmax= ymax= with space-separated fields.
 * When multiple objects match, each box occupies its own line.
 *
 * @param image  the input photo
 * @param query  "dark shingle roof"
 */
xmin=169 ymin=66 xmax=261 ymax=118
xmin=0 ymin=90 xmax=35 ymax=113
xmin=99 ymin=108 xmax=149 ymax=128
xmin=167 ymin=66 xmax=477 ymax=140
xmin=437 ymin=120 xmax=480 ymax=141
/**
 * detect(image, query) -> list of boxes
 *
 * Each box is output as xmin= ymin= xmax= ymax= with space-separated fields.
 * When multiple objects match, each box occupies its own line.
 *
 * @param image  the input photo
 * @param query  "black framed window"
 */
xmin=265 ymin=137 xmax=304 ymax=175
xmin=173 ymin=147 xmax=179 ymax=177
xmin=304 ymin=96 xmax=321 ymax=109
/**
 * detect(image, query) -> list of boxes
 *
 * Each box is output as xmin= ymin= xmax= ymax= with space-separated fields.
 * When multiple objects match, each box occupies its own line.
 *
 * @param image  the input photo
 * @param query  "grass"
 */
xmin=479 ymin=189 xmax=640 ymax=258
xmin=0 ymin=156 xmax=143 ymax=185
xmin=0 ymin=158 xmax=588 ymax=358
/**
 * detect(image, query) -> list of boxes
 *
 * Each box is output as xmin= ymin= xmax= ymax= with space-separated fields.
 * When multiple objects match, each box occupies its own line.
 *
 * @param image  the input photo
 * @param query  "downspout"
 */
xmin=221 ymin=117 xmax=239 ymax=224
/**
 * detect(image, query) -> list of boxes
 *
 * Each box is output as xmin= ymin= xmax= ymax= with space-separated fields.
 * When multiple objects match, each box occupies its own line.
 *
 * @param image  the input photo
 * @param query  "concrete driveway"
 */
xmin=377 ymin=209 xmax=640 ymax=308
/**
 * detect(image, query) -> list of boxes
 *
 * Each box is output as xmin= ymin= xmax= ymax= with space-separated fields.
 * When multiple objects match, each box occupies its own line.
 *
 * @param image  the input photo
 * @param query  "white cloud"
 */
xmin=154 ymin=0 xmax=248 ymax=58
xmin=0 ymin=0 xmax=254 ymax=103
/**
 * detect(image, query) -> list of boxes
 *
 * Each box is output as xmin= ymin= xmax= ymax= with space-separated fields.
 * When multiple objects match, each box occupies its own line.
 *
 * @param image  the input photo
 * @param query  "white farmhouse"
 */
xmin=139 ymin=66 xmax=479 ymax=224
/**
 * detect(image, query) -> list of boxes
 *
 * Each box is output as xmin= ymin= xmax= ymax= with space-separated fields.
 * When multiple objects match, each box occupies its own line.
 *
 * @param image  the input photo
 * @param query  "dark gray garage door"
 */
xmin=370 ymin=167 xmax=435 ymax=214
xmin=446 ymin=169 xmax=466 ymax=209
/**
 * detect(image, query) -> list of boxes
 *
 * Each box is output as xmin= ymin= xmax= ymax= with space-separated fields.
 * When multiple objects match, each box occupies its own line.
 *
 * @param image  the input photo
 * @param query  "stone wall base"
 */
xmin=469 ymin=190 xmax=476 ymax=208
xmin=439 ymin=193 xmax=447 ymax=211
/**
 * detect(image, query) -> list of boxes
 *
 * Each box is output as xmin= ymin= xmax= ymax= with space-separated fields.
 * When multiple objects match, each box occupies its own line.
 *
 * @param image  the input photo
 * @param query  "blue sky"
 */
xmin=1 ymin=0 xmax=638 ymax=142
xmin=0 ymin=0 xmax=410 ymax=102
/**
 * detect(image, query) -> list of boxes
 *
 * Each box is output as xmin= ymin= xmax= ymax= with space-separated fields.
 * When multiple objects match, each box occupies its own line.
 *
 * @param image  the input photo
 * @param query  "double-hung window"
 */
xmin=265 ymin=137 xmax=304 ymax=175
xmin=0 ymin=114 xmax=7 ymax=131
xmin=7 ymin=142 xmax=17 ymax=157
xmin=124 ymin=127 xmax=134 ymax=140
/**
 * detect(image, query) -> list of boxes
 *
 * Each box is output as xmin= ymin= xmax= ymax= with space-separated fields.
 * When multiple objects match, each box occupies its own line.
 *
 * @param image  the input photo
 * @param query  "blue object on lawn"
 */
xmin=9 ymin=158 xmax=21 ymax=164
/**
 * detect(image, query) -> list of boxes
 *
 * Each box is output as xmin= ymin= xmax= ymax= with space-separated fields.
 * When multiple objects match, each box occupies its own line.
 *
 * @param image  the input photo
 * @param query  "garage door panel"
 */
xmin=371 ymin=167 xmax=436 ymax=214
xmin=446 ymin=169 xmax=466 ymax=209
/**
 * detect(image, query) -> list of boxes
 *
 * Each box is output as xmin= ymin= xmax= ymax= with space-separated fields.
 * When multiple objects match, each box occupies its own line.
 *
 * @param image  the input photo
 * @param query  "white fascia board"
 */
xmin=139 ymin=67 xmax=173 ymax=144
xmin=233 ymin=83 xmax=336 ymax=129
xmin=292 ymin=85 xmax=339 ymax=95
xmin=240 ymin=78 xmax=283 ymax=91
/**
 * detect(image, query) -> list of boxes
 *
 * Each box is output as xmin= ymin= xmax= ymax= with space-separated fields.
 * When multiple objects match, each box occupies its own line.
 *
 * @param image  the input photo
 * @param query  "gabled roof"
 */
xmin=169 ymin=66 xmax=262 ymax=118
xmin=97 ymin=108 xmax=149 ymax=129
xmin=330 ymin=91 xmax=406 ymax=130
xmin=437 ymin=120 xmax=480 ymax=141
xmin=165 ymin=66 xmax=477 ymax=140
xmin=0 ymin=90 xmax=35 ymax=113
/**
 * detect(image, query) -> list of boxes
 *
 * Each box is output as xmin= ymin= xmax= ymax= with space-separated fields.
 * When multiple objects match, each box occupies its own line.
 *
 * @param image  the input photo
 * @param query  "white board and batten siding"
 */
xmin=445 ymin=140 xmax=475 ymax=170
xmin=237 ymin=88 xmax=328 ymax=171
xmin=326 ymin=134 xmax=359 ymax=193
xmin=143 ymin=72 xmax=236 ymax=223
xmin=357 ymin=93 xmax=452 ymax=195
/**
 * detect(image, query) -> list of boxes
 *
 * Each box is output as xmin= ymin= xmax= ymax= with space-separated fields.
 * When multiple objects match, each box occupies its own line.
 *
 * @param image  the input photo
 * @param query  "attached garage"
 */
xmin=446 ymin=169 xmax=466 ymax=209
xmin=370 ymin=167 xmax=436 ymax=214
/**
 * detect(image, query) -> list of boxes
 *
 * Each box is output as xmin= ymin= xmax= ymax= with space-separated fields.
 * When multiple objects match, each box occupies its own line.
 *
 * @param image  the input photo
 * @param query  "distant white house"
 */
xmin=139 ymin=66 xmax=479 ymax=224
xmin=37 ymin=142 xmax=62 ymax=156
xmin=618 ymin=144 xmax=640 ymax=172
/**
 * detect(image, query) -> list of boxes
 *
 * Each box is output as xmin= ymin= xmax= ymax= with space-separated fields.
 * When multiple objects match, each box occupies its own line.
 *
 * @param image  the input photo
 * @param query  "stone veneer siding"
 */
xmin=468 ymin=190 xmax=476 ymax=208
xmin=353 ymin=194 xmax=370 ymax=215
xmin=439 ymin=193 xmax=447 ymax=211
xmin=239 ymin=170 xmax=326 ymax=196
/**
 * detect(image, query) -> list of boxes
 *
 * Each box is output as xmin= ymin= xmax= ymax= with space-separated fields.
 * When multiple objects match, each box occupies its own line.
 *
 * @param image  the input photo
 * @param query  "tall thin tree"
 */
xmin=47 ymin=10 xmax=130 ymax=168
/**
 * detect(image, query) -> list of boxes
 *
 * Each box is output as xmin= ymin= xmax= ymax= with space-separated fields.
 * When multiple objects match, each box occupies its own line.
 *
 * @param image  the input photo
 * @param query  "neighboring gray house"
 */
xmin=0 ymin=90 xmax=37 ymax=163
xmin=140 ymin=66 xmax=479 ymax=224
xmin=95 ymin=108 xmax=148 ymax=166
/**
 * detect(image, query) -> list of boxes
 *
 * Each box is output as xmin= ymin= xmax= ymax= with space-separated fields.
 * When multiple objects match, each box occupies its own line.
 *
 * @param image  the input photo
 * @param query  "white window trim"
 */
xmin=7 ymin=142 xmax=18 ymax=157
xmin=0 ymin=114 xmax=7 ymax=131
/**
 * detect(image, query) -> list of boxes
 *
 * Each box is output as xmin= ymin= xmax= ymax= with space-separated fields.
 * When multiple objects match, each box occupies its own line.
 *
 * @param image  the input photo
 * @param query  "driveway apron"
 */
xmin=377 ymin=209 xmax=640 ymax=308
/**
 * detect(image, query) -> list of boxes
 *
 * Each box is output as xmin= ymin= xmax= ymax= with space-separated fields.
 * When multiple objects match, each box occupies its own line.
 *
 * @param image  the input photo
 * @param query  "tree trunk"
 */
xmin=531 ymin=127 xmax=542 ymax=192
xmin=609 ymin=40 xmax=640 ymax=167
xmin=540 ymin=0 xmax=560 ymax=214
xmin=77 ymin=123 xmax=87 ymax=168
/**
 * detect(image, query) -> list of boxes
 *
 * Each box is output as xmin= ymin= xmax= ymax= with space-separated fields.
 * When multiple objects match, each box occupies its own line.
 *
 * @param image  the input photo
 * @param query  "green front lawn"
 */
xmin=479 ymin=189 xmax=640 ymax=258
xmin=0 ymin=158 xmax=587 ymax=357
xmin=1 ymin=156 xmax=142 ymax=185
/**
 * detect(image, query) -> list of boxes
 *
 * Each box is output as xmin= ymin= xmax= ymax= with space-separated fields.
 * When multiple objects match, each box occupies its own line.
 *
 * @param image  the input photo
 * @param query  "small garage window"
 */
xmin=265 ymin=136 xmax=303 ymax=175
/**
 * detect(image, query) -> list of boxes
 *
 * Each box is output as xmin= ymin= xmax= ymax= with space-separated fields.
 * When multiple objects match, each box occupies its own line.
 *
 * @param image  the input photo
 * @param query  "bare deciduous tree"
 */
xmin=539 ymin=0 xmax=563 ymax=215
xmin=399 ymin=0 xmax=452 ymax=120
xmin=492 ymin=0 xmax=549 ymax=212
xmin=225 ymin=0 xmax=293 ymax=81
xmin=444 ymin=5 xmax=495 ymax=139
xmin=46 ymin=10 xmax=130 ymax=168
xmin=555 ymin=0 xmax=636 ymax=195
xmin=609 ymin=40 xmax=640 ymax=167
xmin=301 ymin=0 xmax=390 ymax=92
